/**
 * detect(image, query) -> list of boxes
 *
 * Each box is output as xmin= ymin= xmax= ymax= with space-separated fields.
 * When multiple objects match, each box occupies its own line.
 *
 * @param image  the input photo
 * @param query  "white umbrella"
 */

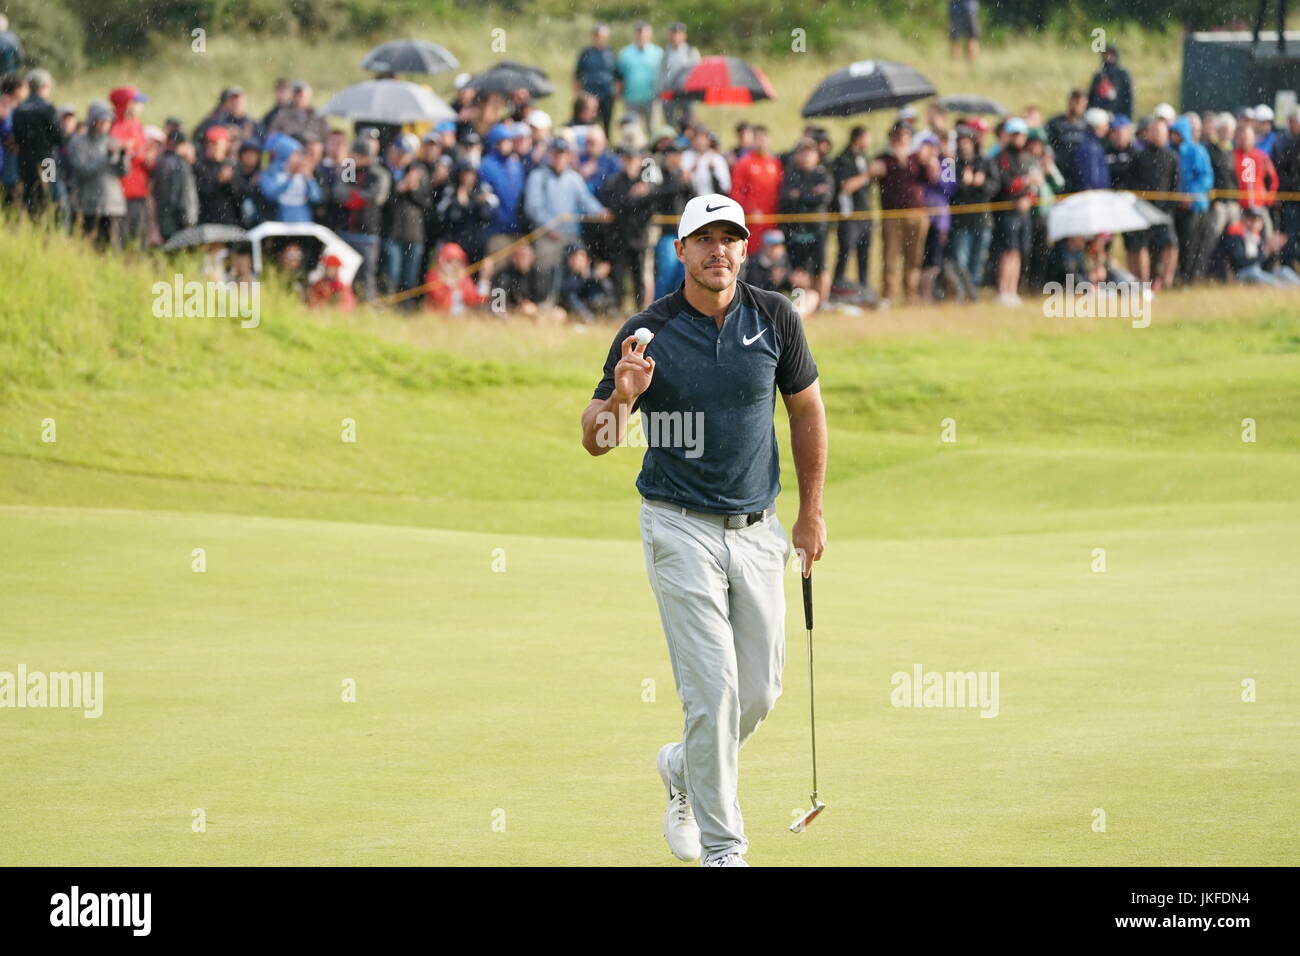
xmin=248 ymin=222 xmax=363 ymax=287
xmin=320 ymin=80 xmax=456 ymax=125
xmin=1048 ymin=189 xmax=1172 ymax=243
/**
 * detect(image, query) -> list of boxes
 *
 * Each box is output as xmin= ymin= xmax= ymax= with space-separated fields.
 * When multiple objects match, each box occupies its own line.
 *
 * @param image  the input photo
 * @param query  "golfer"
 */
xmin=581 ymin=194 xmax=828 ymax=866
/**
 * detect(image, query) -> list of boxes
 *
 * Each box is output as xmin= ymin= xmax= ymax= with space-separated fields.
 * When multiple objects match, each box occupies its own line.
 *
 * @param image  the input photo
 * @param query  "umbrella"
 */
xmin=1047 ymin=190 xmax=1172 ymax=244
xmin=936 ymin=94 xmax=1006 ymax=115
xmin=661 ymin=56 xmax=776 ymax=105
xmin=467 ymin=61 xmax=554 ymax=98
xmin=320 ymin=80 xmax=456 ymax=125
xmin=801 ymin=60 xmax=935 ymax=118
xmin=247 ymin=222 xmax=363 ymax=287
xmin=361 ymin=39 xmax=459 ymax=75
xmin=162 ymin=224 xmax=249 ymax=251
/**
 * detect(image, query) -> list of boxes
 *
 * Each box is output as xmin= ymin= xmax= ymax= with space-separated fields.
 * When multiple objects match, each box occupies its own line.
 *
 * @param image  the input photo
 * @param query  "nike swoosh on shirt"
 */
xmin=742 ymin=330 xmax=767 ymax=346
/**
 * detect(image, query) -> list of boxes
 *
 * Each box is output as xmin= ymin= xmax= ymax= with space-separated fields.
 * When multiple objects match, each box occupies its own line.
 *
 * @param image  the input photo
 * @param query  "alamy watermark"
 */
xmin=0 ymin=665 xmax=104 ymax=718
xmin=891 ymin=663 xmax=1000 ymax=718
xmin=593 ymin=407 xmax=705 ymax=458
xmin=1043 ymin=275 xmax=1153 ymax=328
xmin=152 ymin=274 xmax=260 ymax=328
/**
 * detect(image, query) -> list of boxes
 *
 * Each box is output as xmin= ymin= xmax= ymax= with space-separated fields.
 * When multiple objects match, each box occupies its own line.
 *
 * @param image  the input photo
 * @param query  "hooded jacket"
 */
xmin=478 ymin=127 xmax=526 ymax=235
xmin=1170 ymin=117 xmax=1212 ymax=212
xmin=260 ymin=135 xmax=322 ymax=222
xmin=108 ymin=86 xmax=150 ymax=201
xmin=67 ymin=102 xmax=130 ymax=217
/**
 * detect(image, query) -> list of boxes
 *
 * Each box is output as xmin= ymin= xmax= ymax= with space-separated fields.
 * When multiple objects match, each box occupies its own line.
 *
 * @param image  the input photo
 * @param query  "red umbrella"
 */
xmin=661 ymin=56 xmax=776 ymax=106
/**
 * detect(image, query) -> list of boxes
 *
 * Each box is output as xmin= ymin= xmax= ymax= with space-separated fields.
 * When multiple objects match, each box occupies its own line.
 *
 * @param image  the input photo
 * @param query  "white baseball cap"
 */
xmin=527 ymin=109 xmax=553 ymax=130
xmin=1255 ymin=103 xmax=1275 ymax=122
xmin=1154 ymin=102 xmax=1177 ymax=122
xmin=677 ymin=193 xmax=750 ymax=241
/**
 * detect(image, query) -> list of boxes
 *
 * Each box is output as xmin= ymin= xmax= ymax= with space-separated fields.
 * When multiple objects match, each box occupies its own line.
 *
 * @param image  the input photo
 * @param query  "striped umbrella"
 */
xmin=661 ymin=56 xmax=776 ymax=105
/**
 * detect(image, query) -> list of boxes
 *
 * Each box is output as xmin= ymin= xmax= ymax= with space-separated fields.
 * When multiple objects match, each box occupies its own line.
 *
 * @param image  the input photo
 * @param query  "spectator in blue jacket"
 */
xmin=524 ymin=138 xmax=607 ymax=289
xmin=260 ymin=134 xmax=321 ymax=222
xmin=479 ymin=122 xmax=526 ymax=254
xmin=1076 ymin=108 xmax=1112 ymax=190
xmin=1170 ymin=114 xmax=1214 ymax=281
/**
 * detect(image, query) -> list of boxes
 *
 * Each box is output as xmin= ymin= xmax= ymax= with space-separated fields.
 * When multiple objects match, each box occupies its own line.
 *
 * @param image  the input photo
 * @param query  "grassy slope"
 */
xmin=1 ymin=217 xmax=1298 ymax=864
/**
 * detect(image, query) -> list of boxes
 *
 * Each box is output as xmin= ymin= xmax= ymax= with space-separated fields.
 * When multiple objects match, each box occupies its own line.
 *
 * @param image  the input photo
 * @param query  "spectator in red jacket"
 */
xmin=108 ymin=86 xmax=151 ymax=247
xmin=424 ymin=242 xmax=489 ymax=315
xmin=1233 ymin=123 xmax=1279 ymax=212
xmin=729 ymin=125 xmax=782 ymax=254
xmin=307 ymin=254 xmax=356 ymax=309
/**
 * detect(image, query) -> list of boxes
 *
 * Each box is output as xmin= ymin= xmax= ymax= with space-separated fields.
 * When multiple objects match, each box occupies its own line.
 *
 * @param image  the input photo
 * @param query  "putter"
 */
xmin=790 ymin=569 xmax=826 ymax=833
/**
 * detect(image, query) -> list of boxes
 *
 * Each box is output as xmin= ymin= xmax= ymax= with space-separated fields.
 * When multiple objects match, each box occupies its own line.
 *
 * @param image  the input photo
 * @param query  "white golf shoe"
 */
xmin=702 ymin=853 xmax=749 ymax=867
xmin=657 ymin=743 xmax=701 ymax=861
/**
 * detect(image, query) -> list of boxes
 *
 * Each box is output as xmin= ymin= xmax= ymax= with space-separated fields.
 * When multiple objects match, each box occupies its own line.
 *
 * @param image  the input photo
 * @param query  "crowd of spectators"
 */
xmin=4 ymin=18 xmax=1300 ymax=321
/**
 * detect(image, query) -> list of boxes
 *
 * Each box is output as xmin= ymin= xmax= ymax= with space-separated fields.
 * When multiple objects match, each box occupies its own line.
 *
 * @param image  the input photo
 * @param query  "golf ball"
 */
xmin=634 ymin=327 xmax=654 ymax=347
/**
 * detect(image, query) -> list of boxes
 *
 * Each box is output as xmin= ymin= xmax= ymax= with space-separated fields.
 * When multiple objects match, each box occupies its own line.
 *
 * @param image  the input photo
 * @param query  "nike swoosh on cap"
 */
xmin=705 ymin=203 xmax=729 ymax=212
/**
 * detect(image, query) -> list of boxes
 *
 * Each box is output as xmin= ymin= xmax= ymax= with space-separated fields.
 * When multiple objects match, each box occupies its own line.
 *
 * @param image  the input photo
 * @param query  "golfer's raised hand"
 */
xmin=614 ymin=335 xmax=655 ymax=403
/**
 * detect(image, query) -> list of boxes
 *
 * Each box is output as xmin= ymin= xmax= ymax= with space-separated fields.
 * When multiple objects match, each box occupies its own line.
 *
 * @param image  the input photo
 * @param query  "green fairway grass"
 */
xmin=1 ymin=228 xmax=1298 ymax=865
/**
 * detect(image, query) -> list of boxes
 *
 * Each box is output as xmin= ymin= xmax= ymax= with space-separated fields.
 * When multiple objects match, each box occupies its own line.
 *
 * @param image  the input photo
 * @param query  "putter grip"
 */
xmin=802 ymin=572 xmax=813 ymax=631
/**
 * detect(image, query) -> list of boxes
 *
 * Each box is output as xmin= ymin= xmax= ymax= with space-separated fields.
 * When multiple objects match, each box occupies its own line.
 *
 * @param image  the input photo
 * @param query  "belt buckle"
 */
xmin=726 ymin=510 xmax=765 ymax=529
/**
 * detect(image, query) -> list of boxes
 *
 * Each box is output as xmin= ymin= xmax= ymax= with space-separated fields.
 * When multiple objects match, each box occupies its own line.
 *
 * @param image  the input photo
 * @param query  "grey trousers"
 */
xmin=639 ymin=497 xmax=791 ymax=862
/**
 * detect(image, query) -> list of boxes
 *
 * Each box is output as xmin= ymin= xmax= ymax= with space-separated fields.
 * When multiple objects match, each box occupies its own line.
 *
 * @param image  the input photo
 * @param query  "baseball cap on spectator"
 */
xmin=1004 ymin=117 xmax=1029 ymax=135
xmin=143 ymin=124 xmax=164 ymax=142
xmin=549 ymin=137 xmax=573 ymax=152
xmin=205 ymin=126 xmax=231 ymax=142
xmin=1154 ymin=103 xmax=1177 ymax=122
xmin=1084 ymin=107 xmax=1110 ymax=128
xmin=453 ymin=72 xmax=472 ymax=90
xmin=58 ymin=104 xmax=77 ymax=118
xmin=221 ymin=86 xmax=245 ymax=101
xmin=291 ymin=81 xmax=308 ymax=93
xmin=1255 ymin=104 xmax=1275 ymax=123
xmin=955 ymin=123 xmax=978 ymax=140
xmin=421 ymin=129 xmax=442 ymax=144
xmin=438 ymin=242 xmax=469 ymax=262
xmin=762 ymin=229 xmax=785 ymax=246
xmin=322 ymin=254 xmax=343 ymax=268
xmin=435 ymin=120 xmax=457 ymax=134
xmin=677 ymin=193 xmax=750 ymax=240
xmin=528 ymin=109 xmax=553 ymax=131
xmin=1111 ymin=114 xmax=1132 ymax=129
xmin=396 ymin=133 xmax=421 ymax=154
xmin=967 ymin=117 xmax=989 ymax=136
xmin=898 ymin=106 xmax=917 ymax=122
xmin=486 ymin=123 xmax=514 ymax=148
xmin=238 ymin=139 xmax=261 ymax=154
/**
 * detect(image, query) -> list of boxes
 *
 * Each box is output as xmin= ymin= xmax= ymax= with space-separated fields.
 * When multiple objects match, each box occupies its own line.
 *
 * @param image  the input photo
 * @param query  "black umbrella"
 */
xmin=468 ymin=61 xmax=554 ymax=98
xmin=361 ymin=39 xmax=459 ymax=75
xmin=936 ymin=94 xmax=1006 ymax=116
xmin=162 ymin=224 xmax=249 ymax=251
xmin=801 ymin=60 xmax=936 ymax=118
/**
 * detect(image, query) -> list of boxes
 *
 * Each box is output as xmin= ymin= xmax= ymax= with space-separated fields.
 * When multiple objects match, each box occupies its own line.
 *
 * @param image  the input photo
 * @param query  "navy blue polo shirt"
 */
xmin=592 ymin=279 xmax=819 ymax=514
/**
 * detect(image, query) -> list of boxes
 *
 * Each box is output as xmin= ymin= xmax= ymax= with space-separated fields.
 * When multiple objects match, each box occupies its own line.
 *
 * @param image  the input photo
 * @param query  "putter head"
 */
xmin=789 ymin=799 xmax=827 ymax=833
